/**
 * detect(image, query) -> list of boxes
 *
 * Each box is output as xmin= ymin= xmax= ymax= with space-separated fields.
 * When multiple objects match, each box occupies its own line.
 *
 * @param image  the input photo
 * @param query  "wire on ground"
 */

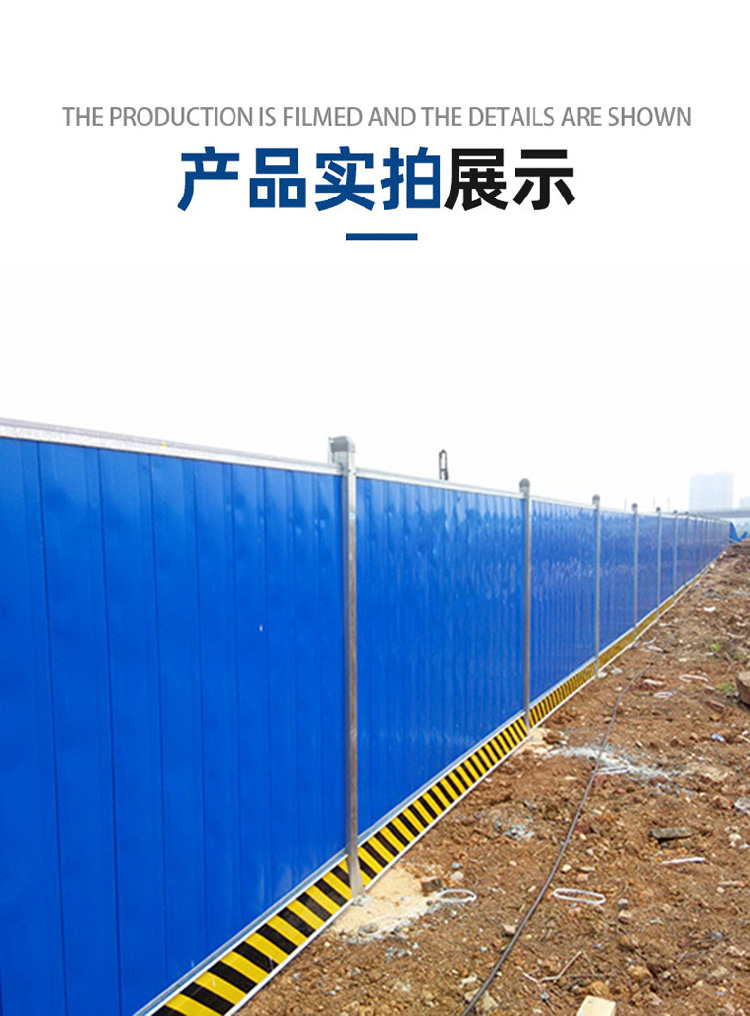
xmin=460 ymin=588 xmax=705 ymax=1015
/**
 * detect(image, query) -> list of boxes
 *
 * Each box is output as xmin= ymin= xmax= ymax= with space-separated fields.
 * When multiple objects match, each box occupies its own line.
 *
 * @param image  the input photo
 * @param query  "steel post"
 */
xmin=593 ymin=495 xmax=601 ymax=677
xmin=328 ymin=435 xmax=364 ymax=898
xmin=520 ymin=479 xmax=532 ymax=734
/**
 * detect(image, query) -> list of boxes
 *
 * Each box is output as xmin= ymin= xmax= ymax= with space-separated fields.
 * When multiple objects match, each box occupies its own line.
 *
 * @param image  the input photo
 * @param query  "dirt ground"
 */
xmin=243 ymin=546 xmax=750 ymax=1016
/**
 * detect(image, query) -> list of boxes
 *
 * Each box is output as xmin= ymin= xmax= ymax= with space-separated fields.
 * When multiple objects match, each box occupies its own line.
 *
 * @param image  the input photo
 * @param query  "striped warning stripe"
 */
xmin=150 ymin=584 xmax=697 ymax=1015
xmin=637 ymin=606 xmax=660 ymax=636
xmin=152 ymin=864 xmax=353 ymax=1016
xmin=529 ymin=659 xmax=596 ymax=726
xmin=149 ymin=719 xmax=531 ymax=1015
xmin=356 ymin=713 xmax=529 ymax=879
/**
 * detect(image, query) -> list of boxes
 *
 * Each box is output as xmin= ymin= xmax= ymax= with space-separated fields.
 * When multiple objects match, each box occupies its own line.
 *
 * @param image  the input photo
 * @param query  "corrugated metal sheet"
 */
xmin=356 ymin=479 xmax=524 ymax=832
xmin=0 ymin=438 xmax=346 ymax=1016
xmin=660 ymin=513 xmax=677 ymax=600
xmin=637 ymin=513 xmax=659 ymax=621
xmin=530 ymin=502 xmax=595 ymax=702
xmin=682 ymin=515 xmax=691 ymax=583
xmin=599 ymin=509 xmax=635 ymax=651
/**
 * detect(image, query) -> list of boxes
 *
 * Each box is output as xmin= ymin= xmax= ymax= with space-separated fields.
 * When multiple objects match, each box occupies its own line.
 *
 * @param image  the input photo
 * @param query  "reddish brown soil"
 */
xmin=243 ymin=547 xmax=750 ymax=1016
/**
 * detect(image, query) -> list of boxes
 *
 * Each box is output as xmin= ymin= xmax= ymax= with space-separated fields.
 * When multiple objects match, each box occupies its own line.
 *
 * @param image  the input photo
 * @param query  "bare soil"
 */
xmin=243 ymin=547 xmax=750 ymax=1016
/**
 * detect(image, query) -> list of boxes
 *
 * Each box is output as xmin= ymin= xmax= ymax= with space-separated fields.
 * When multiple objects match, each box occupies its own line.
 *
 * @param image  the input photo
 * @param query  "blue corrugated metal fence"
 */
xmin=0 ymin=425 xmax=729 ymax=1016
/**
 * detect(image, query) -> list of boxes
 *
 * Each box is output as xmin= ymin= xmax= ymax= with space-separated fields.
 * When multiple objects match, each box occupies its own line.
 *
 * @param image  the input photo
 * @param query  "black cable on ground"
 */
xmin=460 ymin=588 xmax=705 ymax=1015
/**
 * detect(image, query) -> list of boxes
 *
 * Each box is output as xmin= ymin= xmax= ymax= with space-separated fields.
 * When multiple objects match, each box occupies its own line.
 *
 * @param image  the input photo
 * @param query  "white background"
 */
xmin=2 ymin=1 xmax=747 ymax=510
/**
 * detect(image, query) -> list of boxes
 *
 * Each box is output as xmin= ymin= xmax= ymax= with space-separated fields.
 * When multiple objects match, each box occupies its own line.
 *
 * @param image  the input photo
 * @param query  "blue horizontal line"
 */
xmin=345 ymin=233 xmax=418 ymax=241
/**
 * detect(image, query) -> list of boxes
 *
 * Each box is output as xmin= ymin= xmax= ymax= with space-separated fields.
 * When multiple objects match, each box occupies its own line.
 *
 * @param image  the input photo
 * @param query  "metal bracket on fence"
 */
xmin=593 ymin=494 xmax=601 ymax=678
xmin=439 ymin=449 xmax=449 ymax=482
xmin=520 ymin=479 xmax=532 ymax=733
xmin=656 ymin=506 xmax=662 ymax=618
xmin=328 ymin=435 xmax=364 ymax=899
xmin=632 ymin=503 xmax=639 ymax=643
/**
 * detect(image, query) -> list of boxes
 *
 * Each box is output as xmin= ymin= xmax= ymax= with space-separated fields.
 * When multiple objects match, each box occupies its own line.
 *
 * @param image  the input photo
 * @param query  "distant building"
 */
xmin=689 ymin=473 xmax=733 ymax=512
xmin=740 ymin=496 xmax=750 ymax=510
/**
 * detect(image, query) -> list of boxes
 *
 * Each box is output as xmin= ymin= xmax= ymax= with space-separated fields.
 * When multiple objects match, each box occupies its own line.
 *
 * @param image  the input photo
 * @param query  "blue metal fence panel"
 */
xmin=356 ymin=480 xmax=524 ymax=833
xmin=637 ymin=514 xmax=659 ymax=621
xmin=703 ymin=524 xmax=715 ymax=573
xmin=692 ymin=519 xmax=698 ymax=578
xmin=700 ymin=521 xmax=706 ymax=571
xmin=703 ymin=520 xmax=711 ymax=568
xmin=530 ymin=502 xmax=596 ymax=702
xmin=702 ymin=521 xmax=708 ymax=570
xmin=708 ymin=521 xmax=719 ymax=570
xmin=678 ymin=516 xmax=691 ymax=581
xmin=660 ymin=513 xmax=677 ymax=600
xmin=150 ymin=454 xmax=207 ymax=985
xmin=0 ymin=438 xmax=346 ymax=1016
xmin=711 ymin=522 xmax=721 ymax=566
xmin=98 ymin=449 xmax=168 ymax=1013
xmin=680 ymin=515 xmax=690 ymax=587
xmin=599 ymin=510 xmax=634 ymax=651
xmin=0 ymin=439 xmax=68 ymax=1014
xmin=39 ymin=443 xmax=122 ymax=1015
xmin=677 ymin=516 xmax=685 ymax=587
xmin=700 ymin=522 xmax=707 ymax=572
xmin=693 ymin=518 xmax=701 ymax=578
xmin=194 ymin=461 xmax=242 ymax=970
xmin=233 ymin=463 xmax=274 ymax=925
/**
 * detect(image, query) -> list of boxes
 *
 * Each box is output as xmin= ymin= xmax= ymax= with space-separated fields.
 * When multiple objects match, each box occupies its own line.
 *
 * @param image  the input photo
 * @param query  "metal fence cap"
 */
xmin=328 ymin=435 xmax=355 ymax=454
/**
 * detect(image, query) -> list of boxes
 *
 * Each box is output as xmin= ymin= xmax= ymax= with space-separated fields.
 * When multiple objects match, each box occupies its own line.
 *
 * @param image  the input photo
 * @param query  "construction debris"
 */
xmin=576 ymin=997 xmax=617 ymax=1015
xmin=649 ymin=826 xmax=692 ymax=842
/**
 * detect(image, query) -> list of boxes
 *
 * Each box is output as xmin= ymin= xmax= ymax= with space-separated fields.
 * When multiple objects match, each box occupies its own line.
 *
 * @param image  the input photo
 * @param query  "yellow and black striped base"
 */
xmin=151 ymin=716 xmax=531 ymax=1016
xmin=152 ymin=863 xmax=354 ymax=1016
xmin=150 ymin=581 xmax=698 ymax=1016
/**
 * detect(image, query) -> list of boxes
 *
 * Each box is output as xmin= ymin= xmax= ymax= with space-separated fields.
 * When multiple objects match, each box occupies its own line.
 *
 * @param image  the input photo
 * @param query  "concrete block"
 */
xmin=577 ymin=997 xmax=617 ymax=1016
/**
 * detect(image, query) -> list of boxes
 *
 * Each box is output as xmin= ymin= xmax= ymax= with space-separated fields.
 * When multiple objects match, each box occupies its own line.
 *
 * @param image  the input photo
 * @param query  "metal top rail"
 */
xmin=0 ymin=417 xmax=341 ymax=477
xmin=0 ymin=418 xmax=726 ymax=521
xmin=357 ymin=465 xmax=522 ymax=501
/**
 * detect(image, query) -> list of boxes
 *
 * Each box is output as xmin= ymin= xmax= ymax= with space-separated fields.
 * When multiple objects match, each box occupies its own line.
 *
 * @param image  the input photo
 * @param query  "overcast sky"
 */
xmin=2 ymin=1 xmax=748 ymax=513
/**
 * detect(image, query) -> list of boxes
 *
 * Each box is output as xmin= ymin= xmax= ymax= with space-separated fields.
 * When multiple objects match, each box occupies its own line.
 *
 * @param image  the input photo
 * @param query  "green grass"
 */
xmin=716 ymin=680 xmax=737 ymax=697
